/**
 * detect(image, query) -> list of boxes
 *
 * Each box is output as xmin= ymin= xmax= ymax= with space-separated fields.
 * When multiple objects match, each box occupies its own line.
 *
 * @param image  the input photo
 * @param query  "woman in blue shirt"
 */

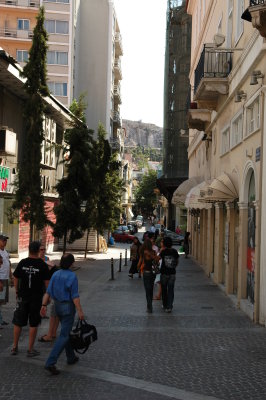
xmin=40 ymin=253 xmax=84 ymax=375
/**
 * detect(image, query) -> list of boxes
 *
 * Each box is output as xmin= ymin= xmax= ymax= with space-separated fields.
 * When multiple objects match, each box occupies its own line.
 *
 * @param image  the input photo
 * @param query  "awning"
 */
xmin=185 ymin=181 xmax=212 ymax=210
xmin=172 ymin=176 xmax=203 ymax=205
xmin=203 ymin=173 xmax=238 ymax=202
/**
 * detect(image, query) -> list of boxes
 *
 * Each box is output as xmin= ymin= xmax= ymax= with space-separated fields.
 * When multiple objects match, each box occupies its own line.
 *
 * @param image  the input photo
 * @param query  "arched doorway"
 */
xmin=247 ymin=171 xmax=255 ymax=304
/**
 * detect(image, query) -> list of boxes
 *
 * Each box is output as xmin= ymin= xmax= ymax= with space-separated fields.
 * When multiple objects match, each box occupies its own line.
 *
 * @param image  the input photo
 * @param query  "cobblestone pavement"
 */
xmin=1 ymin=244 xmax=266 ymax=400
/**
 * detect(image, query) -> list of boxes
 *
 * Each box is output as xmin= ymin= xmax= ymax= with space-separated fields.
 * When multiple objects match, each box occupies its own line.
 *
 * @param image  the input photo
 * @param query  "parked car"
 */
xmin=113 ymin=228 xmax=135 ymax=243
xmin=163 ymin=229 xmax=184 ymax=245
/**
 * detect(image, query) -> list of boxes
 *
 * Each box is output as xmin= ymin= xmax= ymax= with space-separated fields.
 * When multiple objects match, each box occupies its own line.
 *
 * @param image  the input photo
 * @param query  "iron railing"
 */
xmin=194 ymin=45 xmax=232 ymax=95
xmin=250 ymin=0 xmax=266 ymax=6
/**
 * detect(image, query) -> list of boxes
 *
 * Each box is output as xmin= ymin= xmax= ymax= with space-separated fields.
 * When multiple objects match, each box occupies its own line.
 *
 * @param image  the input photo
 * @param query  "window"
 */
xmin=246 ymin=97 xmax=260 ymax=136
xmin=47 ymin=51 xmax=68 ymax=65
xmin=235 ymin=0 xmax=244 ymax=44
xmin=226 ymin=0 xmax=233 ymax=48
xmin=48 ymin=82 xmax=67 ymax=97
xmin=45 ymin=20 xmax=69 ymax=34
xmin=16 ymin=50 xmax=28 ymax=62
xmin=221 ymin=127 xmax=230 ymax=155
xmin=17 ymin=19 xmax=29 ymax=30
xmin=231 ymin=112 xmax=243 ymax=148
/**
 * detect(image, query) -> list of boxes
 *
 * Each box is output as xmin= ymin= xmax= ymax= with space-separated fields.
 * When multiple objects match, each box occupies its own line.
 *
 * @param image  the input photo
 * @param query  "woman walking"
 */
xmin=128 ymin=237 xmax=141 ymax=278
xmin=138 ymin=239 xmax=158 ymax=313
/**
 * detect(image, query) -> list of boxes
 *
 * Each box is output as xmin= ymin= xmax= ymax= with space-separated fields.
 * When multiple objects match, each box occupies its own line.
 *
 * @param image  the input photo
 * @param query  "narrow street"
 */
xmin=1 ymin=234 xmax=266 ymax=400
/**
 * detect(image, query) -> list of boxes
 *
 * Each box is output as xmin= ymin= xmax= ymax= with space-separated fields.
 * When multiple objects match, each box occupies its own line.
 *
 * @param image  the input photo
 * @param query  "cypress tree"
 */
xmin=12 ymin=6 xmax=49 ymax=241
xmin=53 ymin=95 xmax=95 ymax=253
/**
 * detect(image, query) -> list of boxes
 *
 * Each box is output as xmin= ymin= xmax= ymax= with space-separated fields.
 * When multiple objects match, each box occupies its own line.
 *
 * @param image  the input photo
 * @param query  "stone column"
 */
xmin=213 ymin=203 xmax=224 ymax=284
xmin=206 ymin=206 xmax=214 ymax=276
xmin=225 ymin=202 xmax=235 ymax=295
xmin=237 ymin=202 xmax=248 ymax=302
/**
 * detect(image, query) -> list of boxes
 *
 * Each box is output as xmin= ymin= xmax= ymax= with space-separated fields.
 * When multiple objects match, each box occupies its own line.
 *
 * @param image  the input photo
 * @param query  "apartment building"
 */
xmin=157 ymin=0 xmax=191 ymax=231
xmin=185 ymin=0 xmax=266 ymax=325
xmin=74 ymin=0 xmax=123 ymax=142
xmin=0 ymin=0 xmax=74 ymax=107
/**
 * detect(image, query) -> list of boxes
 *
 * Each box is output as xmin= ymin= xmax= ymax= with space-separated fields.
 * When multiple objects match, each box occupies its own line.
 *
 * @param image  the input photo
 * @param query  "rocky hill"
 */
xmin=123 ymin=120 xmax=163 ymax=149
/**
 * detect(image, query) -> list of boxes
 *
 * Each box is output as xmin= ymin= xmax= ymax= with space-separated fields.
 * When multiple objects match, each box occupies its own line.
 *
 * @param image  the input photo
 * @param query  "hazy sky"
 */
xmin=114 ymin=0 xmax=167 ymax=128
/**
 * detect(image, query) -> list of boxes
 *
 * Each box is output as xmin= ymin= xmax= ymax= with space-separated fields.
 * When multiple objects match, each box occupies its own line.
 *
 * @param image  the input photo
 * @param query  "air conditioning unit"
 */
xmin=6 ymin=0 xmax=15 ymax=5
xmin=28 ymin=31 xmax=34 ymax=39
xmin=0 ymin=129 xmax=16 ymax=155
xmin=50 ymin=120 xmax=56 ymax=142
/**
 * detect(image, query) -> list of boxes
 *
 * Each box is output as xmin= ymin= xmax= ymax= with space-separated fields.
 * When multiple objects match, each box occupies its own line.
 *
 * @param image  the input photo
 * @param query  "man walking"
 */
xmin=11 ymin=241 xmax=50 ymax=356
xmin=41 ymin=253 xmax=85 ymax=375
xmin=160 ymin=237 xmax=179 ymax=313
xmin=0 ymin=233 xmax=13 ymax=327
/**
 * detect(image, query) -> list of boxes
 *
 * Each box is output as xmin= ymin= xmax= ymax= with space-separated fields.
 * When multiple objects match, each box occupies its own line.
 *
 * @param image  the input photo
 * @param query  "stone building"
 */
xmin=185 ymin=0 xmax=266 ymax=324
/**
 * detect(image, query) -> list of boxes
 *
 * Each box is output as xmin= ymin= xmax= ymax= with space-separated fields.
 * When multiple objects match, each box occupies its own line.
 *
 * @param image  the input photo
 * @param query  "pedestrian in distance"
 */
xmin=11 ymin=241 xmax=50 ymax=356
xmin=40 ymin=253 xmax=85 ymax=375
xmin=0 ymin=233 xmax=13 ymax=327
xmin=38 ymin=245 xmax=59 ymax=343
xmin=128 ymin=236 xmax=141 ymax=278
xmin=183 ymin=232 xmax=190 ymax=258
xmin=138 ymin=239 xmax=158 ymax=313
xmin=159 ymin=236 xmax=179 ymax=313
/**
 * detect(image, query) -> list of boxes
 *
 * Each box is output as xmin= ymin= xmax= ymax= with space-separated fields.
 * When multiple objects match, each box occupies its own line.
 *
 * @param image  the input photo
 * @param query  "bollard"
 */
xmin=119 ymin=252 xmax=122 ymax=272
xmin=124 ymin=249 xmax=128 ymax=266
xmin=110 ymin=258 xmax=114 ymax=280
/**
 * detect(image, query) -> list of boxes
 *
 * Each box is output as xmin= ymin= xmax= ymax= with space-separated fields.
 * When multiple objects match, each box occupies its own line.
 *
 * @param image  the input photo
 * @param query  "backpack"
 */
xmin=69 ymin=319 xmax=98 ymax=354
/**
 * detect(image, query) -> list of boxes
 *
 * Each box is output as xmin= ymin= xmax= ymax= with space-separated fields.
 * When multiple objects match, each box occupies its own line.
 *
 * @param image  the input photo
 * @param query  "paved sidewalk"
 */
xmin=1 ymin=246 xmax=266 ymax=400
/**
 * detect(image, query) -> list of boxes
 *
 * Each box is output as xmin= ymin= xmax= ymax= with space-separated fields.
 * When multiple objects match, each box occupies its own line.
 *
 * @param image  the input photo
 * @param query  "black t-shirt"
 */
xmin=160 ymin=248 xmax=179 ymax=275
xmin=13 ymin=257 xmax=50 ymax=300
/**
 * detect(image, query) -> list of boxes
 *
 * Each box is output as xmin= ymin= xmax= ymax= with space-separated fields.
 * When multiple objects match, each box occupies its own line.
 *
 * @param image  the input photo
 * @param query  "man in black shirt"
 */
xmin=160 ymin=236 xmax=179 ymax=313
xmin=11 ymin=241 xmax=50 ymax=357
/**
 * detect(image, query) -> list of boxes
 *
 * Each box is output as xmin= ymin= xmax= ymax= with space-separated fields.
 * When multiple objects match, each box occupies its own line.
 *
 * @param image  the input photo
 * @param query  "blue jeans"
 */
xmin=143 ymin=272 xmax=155 ymax=311
xmin=45 ymin=301 xmax=76 ymax=367
xmin=161 ymin=274 xmax=176 ymax=310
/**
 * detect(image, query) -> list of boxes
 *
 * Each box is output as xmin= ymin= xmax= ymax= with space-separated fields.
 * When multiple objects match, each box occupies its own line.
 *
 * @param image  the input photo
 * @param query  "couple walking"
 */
xmin=138 ymin=236 xmax=179 ymax=313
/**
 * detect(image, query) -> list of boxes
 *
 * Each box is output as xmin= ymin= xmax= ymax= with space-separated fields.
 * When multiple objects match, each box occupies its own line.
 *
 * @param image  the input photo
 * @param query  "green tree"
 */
xmin=53 ymin=96 xmax=95 ymax=253
xmin=135 ymin=169 xmax=157 ymax=216
xmin=12 ymin=7 xmax=49 ymax=241
xmin=92 ymin=124 xmax=124 ymax=246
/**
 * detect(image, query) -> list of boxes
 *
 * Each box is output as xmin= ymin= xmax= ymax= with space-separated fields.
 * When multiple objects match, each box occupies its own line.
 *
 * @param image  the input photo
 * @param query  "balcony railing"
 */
xmin=0 ymin=27 xmax=33 ymax=39
xmin=0 ymin=28 xmax=17 ymax=37
xmin=250 ymin=0 xmax=266 ymax=6
xmin=194 ymin=45 xmax=232 ymax=95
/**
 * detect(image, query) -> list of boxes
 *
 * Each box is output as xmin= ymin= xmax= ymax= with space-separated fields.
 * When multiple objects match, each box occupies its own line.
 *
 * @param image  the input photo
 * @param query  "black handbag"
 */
xmin=69 ymin=319 xmax=98 ymax=354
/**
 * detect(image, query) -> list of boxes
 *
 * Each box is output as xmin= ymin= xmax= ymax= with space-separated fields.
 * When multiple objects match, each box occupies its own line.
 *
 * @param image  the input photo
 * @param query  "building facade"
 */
xmin=157 ymin=0 xmax=191 ymax=231
xmin=185 ymin=0 xmax=266 ymax=324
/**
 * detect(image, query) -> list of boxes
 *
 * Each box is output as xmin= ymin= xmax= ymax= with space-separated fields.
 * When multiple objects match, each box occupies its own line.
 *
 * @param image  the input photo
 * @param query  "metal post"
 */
xmin=119 ymin=253 xmax=122 ymax=272
xmin=110 ymin=258 xmax=114 ymax=280
xmin=124 ymin=249 xmax=128 ymax=266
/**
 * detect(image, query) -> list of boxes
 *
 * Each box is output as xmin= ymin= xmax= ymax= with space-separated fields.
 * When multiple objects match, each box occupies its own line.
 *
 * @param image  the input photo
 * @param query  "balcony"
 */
xmin=0 ymin=27 xmax=33 ymax=39
xmin=193 ymin=45 xmax=232 ymax=109
xmin=114 ymin=84 xmax=122 ymax=105
xmin=113 ymin=111 xmax=122 ymax=127
xmin=0 ymin=28 xmax=17 ymax=38
xmin=187 ymin=103 xmax=211 ymax=131
xmin=114 ymin=59 xmax=122 ymax=81
xmin=115 ymin=32 xmax=123 ymax=57
xmin=248 ymin=0 xmax=266 ymax=38
xmin=109 ymin=137 xmax=121 ymax=151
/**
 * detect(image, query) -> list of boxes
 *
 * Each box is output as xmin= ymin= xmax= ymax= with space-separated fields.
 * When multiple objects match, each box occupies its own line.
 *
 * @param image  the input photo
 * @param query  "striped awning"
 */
xmin=172 ymin=176 xmax=203 ymax=205
xmin=185 ymin=181 xmax=212 ymax=210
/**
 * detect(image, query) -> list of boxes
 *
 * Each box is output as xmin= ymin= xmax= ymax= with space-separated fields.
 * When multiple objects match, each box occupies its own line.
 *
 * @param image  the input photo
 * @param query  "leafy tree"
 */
xmin=91 ymin=124 xmax=124 ymax=245
xmin=53 ymin=95 xmax=95 ymax=253
xmin=11 ymin=6 xmax=49 ymax=241
xmin=135 ymin=169 xmax=157 ymax=216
